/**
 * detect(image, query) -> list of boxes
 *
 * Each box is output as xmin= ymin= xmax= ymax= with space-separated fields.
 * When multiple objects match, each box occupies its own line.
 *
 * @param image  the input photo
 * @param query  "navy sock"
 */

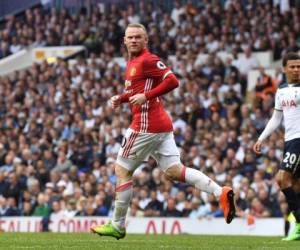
xmin=285 ymin=219 xmax=290 ymax=236
xmin=282 ymin=187 xmax=300 ymax=223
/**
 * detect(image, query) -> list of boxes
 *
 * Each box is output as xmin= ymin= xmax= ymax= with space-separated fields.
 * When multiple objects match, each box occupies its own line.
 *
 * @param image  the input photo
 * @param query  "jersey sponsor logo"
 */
xmin=157 ymin=61 xmax=167 ymax=70
xmin=281 ymin=99 xmax=297 ymax=108
xmin=130 ymin=67 xmax=136 ymax=76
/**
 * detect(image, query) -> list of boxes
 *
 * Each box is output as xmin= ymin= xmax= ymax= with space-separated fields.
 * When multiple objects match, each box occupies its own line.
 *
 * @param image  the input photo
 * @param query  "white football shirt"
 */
xmin=275 ymin=83 xmax=300 ymax=141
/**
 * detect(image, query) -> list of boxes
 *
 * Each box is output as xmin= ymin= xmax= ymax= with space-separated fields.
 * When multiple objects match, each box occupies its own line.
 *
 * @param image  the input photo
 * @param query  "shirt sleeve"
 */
xmin=143 ymin=54 xmax=173 ymax=81
xmin=119 ymin=93 xmax=130 ymax=103
xmin=258 ymin=109 xmax=283 ymax=141
xmin=144 ymin=73 xmax=179 ymax=100
xmin=274 ymin=90 xmax=282 ymax=111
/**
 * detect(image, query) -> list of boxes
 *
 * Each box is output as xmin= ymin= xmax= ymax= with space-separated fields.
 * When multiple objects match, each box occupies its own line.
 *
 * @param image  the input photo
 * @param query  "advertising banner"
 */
xmin=0 ymin=217 xmax=285 ymax=236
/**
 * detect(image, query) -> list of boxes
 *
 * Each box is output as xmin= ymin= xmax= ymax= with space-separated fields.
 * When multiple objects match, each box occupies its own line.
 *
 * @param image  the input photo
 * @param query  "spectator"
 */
xmin=21 ymin=201 xmax=33 ymax=216
xmin=0 ymin=196 xmax=8 ymax=216
xmin=53 ymin=152 xmax=72 ymax=173
xmin=161 ymin=198 xmax=182 ymax=217
xmin=138 ymin=189 xmax=151 ymax=211
xmin=5 ymin=197 xmax=20 ymax=216
xmin=250 ymin=197 xmax=271 ymax=218
xmin=49 ymin=200 xmax=65 ymax=220
xmin=144 ymin=190 xmax=163 ymax=217
xmin=32 ymin=193 xmax=50 ymax=217
xmin=255 ymin=67 xmax=277 ymax=101
xmin=2 ymin=173 xmax=20 ymax=203
xmin=232 ymin=47 xmax=259 ymax=94
xmin=61 ymin=198 xmax=79 ymax=218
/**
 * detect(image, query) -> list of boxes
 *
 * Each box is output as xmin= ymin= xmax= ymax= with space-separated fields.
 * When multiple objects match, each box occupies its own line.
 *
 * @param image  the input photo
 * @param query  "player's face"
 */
xmin=284 ymin=59 xmax=300 ymax=83
xmin=124 ymin=27 xmax=148 ymax=55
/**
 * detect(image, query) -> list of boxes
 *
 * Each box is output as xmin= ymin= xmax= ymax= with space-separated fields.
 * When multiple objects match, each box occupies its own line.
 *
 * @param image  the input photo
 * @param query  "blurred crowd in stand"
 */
xmin=0 ymin=0 xmax=299 ymax=232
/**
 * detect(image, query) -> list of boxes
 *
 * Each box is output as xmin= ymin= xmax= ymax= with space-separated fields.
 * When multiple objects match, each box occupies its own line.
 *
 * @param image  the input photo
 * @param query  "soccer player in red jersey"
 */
xmin=91 ymin=23 xmax=236 ymax=239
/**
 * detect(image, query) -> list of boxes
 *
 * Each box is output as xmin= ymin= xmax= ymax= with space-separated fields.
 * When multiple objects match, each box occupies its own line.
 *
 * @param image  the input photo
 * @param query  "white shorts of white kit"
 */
xmin=116 ymin=128 xmax=181 ymax=172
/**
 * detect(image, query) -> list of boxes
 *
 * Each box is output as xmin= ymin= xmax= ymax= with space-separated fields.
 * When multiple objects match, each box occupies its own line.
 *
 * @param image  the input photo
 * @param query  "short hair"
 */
xmin=126 ymin=23 xmax=148 ymax=37
xmin=282 ymin=52 xmax=300 ymax=67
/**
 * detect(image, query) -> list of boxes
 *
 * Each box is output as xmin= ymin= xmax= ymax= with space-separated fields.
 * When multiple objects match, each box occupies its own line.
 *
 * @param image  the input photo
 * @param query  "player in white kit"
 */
xmin=253 ymin=52 xmax=300 ymax=241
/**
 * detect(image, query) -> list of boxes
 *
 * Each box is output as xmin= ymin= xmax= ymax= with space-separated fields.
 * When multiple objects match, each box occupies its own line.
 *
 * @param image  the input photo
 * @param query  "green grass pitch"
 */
xmin=0 ymin=233 xmax=299 ymax=250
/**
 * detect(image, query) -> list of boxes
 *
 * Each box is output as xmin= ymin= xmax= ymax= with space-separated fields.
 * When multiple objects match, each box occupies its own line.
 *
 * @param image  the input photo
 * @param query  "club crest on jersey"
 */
xmin=130 ymin=67 xmax=136 ymax=76
xmin=125 ymin=80 xmax=132 ymax=88
xmin=282 ymin=99 xmax=297 ymax=107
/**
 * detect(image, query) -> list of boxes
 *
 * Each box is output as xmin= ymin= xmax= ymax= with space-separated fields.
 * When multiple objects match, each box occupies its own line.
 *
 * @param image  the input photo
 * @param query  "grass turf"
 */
xmin=0 ymin=233 xmax=299 ymax=250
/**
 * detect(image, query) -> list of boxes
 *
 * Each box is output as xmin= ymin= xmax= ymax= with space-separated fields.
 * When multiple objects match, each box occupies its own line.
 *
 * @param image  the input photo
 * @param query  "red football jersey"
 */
xmin=123 ymin=49 xmax=174 ymax=133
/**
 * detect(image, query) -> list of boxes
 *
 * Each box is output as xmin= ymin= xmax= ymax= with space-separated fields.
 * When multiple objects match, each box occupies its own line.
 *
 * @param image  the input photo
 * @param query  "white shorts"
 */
xmin=116 ymin=128 xmax=181 ymax=172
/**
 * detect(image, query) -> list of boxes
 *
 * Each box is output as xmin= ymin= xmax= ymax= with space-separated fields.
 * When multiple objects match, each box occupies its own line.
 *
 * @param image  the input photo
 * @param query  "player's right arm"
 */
xmin=253 ymin=90 xmax=283 ymax=154
xmin=110 ymin=93 xmax=131 ymax=110
xmin=110 ymin=95 xmax=121 ymax=110
xmin=253 ymin=109 xmax=283 ymax=154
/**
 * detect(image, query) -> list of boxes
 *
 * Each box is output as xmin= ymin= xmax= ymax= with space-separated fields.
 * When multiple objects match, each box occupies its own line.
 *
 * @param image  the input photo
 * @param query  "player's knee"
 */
xmin=115 ymin=164 xmax=132 ymax=181
xmin=276 ymin=170 xmax=292 ymax=190
xmin=164 ymin=169 xmax=175 ymax=181
xmin=164 ymin=165 xmax=181 ymax=181
xmin=159 ymin=155 xmax=182 ymax=181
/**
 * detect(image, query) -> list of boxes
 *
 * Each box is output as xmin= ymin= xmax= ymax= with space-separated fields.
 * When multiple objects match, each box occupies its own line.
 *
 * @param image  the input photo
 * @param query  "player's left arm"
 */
xmin=144 ymin=73 xmax=179 ymax=100
xmin=129 ymin=73 xmax=178 ymax=105
xmin=129 ymin=57 xmax=179 ymax=105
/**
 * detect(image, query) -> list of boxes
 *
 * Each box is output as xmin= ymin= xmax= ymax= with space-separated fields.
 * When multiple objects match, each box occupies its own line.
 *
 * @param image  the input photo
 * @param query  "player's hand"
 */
xmin=110 ymin=95 xmax=121 ymax=110
xmin=129 ymin=93 xmax=147 ymax=106
xmin=253 ymin=140 xmax=263 ymax=154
